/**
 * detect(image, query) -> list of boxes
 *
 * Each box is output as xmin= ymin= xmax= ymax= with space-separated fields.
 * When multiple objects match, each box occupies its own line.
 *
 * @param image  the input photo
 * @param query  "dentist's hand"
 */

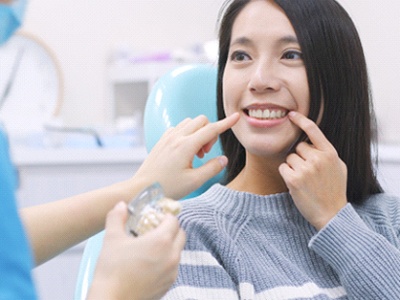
xmin=89 ymin=202 xmax=185 ymax=300
xmin=134 ymin=113 xmax=240 ymax=199
xmin=279 ymin=112 xmax=348 ymax=230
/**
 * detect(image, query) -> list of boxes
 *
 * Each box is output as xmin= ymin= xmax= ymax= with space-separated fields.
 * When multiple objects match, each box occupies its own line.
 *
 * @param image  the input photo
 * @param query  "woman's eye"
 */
xmin=282 ymin=50 xmax=303 ymax=60
xmin=230 ymin=51 xmax=250 ymax=62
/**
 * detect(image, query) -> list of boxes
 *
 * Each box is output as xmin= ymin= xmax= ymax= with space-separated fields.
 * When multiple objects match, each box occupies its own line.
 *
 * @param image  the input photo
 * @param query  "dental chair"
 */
xmin=74 ymin=64 xmax=223 ymax=299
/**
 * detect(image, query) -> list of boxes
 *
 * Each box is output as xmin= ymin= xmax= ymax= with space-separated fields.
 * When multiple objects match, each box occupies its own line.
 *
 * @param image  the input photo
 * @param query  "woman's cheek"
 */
xmin=222 ymin=98 xmax=234 ymax=116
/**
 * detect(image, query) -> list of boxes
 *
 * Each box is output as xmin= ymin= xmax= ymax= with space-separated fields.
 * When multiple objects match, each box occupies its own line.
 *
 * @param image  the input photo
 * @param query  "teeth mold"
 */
xmin=126 ymin=182 xmax=181 ymax=236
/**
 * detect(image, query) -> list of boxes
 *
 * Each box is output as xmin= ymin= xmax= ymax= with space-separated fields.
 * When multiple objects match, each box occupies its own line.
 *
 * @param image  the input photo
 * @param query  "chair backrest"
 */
xmin=74 ymin=64 xmax=220 ymax=299
xmin=74 ymin=231 xmax=104 ymax=300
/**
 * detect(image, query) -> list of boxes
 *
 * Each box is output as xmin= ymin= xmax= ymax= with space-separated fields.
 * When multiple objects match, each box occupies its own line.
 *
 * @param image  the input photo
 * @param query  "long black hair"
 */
xmin=217 ymin=0 xmax=383 ymax=204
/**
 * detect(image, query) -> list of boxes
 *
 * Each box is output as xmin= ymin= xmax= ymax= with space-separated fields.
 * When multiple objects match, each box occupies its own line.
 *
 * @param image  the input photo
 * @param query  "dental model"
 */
xmin=135 ymin=198 xmax=182 ymax=235
xmin=126 ymin=183 xmax=181 ymax=236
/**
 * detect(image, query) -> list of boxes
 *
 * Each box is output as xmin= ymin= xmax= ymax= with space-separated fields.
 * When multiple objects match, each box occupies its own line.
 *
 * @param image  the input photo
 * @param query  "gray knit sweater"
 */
xmin=162 ymin=184 xmax=400 ymax=300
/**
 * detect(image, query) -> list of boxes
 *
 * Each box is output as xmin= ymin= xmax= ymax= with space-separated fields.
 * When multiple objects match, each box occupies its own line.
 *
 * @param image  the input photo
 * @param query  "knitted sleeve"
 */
xmin=309 ymin=202 xmax=400 ymax=299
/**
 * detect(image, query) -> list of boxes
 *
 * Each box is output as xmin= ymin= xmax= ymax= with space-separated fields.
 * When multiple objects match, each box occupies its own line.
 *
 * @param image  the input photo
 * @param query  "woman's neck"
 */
xmin=227 ymin=154 xmax=288 ymax=195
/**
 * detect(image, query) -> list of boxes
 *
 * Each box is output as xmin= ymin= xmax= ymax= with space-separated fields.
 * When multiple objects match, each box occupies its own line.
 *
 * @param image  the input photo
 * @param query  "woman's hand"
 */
xmin=279 ymin=112 xmax=348 ymax=230
xmin=89 ymin=202 xmax=185 ymax=300
xmin=134 ymin=113 xmax=240 ymax=199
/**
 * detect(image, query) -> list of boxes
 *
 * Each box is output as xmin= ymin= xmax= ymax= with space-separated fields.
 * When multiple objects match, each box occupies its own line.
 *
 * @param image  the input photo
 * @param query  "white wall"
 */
xmin=337 ymin=0 xmax=400 ymax=143
xmin=20 ymin=0 xmax=400 ymax=143
xmin=21 ymin=0 xmax=225 ymax=126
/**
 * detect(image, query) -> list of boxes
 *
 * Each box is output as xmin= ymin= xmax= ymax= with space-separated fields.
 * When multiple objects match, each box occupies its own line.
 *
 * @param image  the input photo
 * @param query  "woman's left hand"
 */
xmin=279 ymin=111 xmax=348 ymax=230
xmin=133 ymin=113 xmax=240 ymax=200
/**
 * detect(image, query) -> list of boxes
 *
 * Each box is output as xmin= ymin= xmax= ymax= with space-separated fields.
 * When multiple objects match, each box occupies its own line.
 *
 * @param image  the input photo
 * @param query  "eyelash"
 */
xmin=282 ymin=50 xmax=303 ymax=60
xmin=229 ymin=50 xmax=303 ymax=62
xmin=230 ymin=51 xmax=250 ymax=62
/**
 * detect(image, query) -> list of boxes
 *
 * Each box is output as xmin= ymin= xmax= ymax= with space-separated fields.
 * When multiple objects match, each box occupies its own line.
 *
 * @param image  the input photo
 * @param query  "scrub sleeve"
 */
xmin=0 ymin=128 xmax=37 ymax=299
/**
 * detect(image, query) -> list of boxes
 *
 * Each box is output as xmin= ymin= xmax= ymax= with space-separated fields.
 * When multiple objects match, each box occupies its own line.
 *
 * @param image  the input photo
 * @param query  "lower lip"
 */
xmin=244 ymin=113 xmax=288 ymax=128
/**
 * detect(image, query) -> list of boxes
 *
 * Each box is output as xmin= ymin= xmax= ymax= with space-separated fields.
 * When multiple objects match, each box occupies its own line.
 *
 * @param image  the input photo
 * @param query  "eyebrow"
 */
xmin=277 ymin=35 xmax=299 ymax=45
xmin=230 ymin=36 xmax=253 ymax=47
xmin=230 ymin=35 xmax=299 ymax=47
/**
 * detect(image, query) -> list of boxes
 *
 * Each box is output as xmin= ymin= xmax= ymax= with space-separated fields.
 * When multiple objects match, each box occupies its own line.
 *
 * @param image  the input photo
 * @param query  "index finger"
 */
xmin=288 ymin=111 xmax=332 ymax=151
xmin=191 ymin=113 xmax=240 ymax=147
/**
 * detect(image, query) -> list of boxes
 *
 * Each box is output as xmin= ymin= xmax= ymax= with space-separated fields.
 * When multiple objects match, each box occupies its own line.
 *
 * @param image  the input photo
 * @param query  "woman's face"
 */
xmin=223 ymin=0 xmax=310 ymax=159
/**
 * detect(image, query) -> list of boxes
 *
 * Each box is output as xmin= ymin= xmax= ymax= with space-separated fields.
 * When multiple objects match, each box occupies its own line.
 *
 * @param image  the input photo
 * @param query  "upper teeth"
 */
xmin=248 ymin=109 xmax=287 ymax=119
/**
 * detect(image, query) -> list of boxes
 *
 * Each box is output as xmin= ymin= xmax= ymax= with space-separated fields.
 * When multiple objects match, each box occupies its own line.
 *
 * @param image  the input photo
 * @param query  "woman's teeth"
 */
xmin=248 ymin=109 xmax=287 ymax=120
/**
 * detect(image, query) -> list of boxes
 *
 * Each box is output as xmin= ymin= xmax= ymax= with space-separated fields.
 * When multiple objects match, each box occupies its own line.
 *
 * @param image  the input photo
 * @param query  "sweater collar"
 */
xmin=203 ymin=183 xmax=300 ymax=218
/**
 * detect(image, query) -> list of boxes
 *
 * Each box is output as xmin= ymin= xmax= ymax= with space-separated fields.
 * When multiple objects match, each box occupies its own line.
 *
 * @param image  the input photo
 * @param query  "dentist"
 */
xmin=0 ymin=1 xmax=240 ymax=298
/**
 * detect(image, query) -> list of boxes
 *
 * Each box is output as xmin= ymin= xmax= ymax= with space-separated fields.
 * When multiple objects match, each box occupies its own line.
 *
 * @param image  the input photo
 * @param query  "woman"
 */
xmin=162 ymin=0 xmax=400 ymax=299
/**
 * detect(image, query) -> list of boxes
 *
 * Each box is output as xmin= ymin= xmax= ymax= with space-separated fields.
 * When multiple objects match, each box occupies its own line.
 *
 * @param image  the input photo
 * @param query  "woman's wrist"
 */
xmin=125 ymin=176 xmax=156 ymax=202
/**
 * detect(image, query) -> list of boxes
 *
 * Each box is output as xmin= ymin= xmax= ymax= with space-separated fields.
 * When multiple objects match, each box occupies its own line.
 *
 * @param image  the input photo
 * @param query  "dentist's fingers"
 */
xmin=146 ymin=214 xmax=186 ymax=252
xmin=288 ymin=111 xmax=334 ymax=152
xmin=103 ymin=202 xmax=129 ymax=239
xmin=93 ymin=204 xmax=185 ymax=300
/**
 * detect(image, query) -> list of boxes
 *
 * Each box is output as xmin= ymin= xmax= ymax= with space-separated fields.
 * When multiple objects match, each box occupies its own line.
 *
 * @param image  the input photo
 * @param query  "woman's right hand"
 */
xmin=134 ymin=113 xmax=239 ymax=199
xmin=279 ymin=112 xmax=348 ymax=230
xmin=89 ymin=202 xmax=185 ymax=300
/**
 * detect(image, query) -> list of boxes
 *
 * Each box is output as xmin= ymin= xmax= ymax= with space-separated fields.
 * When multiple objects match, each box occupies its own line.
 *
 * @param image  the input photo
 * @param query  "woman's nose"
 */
xmin=248 ymin=63 xmax=281 ymax=93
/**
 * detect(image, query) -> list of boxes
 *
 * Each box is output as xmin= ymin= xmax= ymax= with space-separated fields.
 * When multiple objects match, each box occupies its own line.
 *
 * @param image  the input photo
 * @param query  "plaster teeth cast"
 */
xmin=248 ymin=109 xmax=287 ymax=120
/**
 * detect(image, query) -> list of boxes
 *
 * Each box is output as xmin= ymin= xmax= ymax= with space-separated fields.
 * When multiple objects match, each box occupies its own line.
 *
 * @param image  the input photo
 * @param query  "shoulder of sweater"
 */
xmin=354 ymin=192 xmax=400 ymax=227
xmin=357 ymin=192 xmax=400 ymax=210
xmin=178 ymin=190 xmax=220 ymax=224
xmin=180 ymin=184 xmax=225 ymax=210
xmin=180 ymin=192 xmax=217 ymax=210
xmin=177 ymin=199 xmax=221 ymax=236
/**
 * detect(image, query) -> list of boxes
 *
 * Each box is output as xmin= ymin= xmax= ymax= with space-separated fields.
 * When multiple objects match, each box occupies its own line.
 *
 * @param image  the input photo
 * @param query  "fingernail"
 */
xmin=218 ymin=156 xmax=228 ymax=167
xmin=115 ymin=201 xmax=126 ymax=210
xmin=288 ymin=111 xmax=296 ymax=117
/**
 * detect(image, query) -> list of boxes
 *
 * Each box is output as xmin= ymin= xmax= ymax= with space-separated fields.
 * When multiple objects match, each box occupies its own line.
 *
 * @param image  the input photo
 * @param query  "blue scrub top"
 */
xmin=0 ymin=127 xmax=37 ymax=299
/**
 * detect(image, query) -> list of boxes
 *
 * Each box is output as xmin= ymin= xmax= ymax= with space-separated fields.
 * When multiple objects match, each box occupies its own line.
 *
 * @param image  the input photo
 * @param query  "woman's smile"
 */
xmin=243 ymin=104 xmax=290 ymax=128
xmin=243 ymin=104 xmax=289 ymax=128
